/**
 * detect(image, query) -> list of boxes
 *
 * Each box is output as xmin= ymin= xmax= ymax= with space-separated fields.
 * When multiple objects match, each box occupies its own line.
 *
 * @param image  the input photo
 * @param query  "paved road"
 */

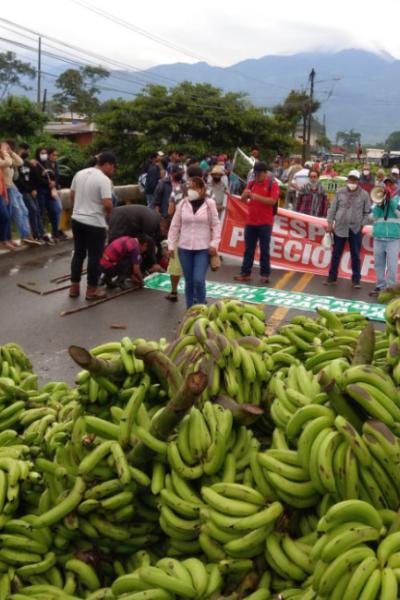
xmin=0 ymin=240 xmax=380 ymax=384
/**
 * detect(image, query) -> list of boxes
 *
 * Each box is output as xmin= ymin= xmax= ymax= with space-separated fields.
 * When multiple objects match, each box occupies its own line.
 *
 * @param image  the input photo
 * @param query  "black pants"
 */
xmin=71 ymin=219 xmax=106 ymax=287
xmin=101 ymin=257 xmax=132 ymax=280
xmin=328 ymin=230 xmax=362 ymax=283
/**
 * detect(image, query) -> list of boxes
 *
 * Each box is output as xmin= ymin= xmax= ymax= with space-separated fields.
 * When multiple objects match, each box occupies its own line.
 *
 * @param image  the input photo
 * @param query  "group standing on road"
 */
xmin=1 ymin=140 xmax=399 ymax=306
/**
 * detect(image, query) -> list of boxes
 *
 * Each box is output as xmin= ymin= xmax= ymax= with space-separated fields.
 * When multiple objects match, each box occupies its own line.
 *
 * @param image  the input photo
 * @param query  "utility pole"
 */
xmin=42 ymin=89 xmax=47 ymax=113
xmin=37 ymin=36 xmax=42 ymax=108
xmin=306 ymin=68 xmax=315 ymax=160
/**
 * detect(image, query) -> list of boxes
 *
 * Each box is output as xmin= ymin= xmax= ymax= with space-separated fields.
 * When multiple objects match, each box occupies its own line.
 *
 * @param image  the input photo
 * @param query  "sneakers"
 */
xmin=352 ymin=281 xmax=362 ymax=289
xmin=260 ymin=276 xmax=270 ymax=284
xmin=55 ymin=232 xmax=69 ymax=241
xmin=42 ymin=235 xmax=55 ymax=246
xmin=234 ymin=274 xmax=252 ymax=282
xmin=323 ymin=278 xmax=337 ymax=286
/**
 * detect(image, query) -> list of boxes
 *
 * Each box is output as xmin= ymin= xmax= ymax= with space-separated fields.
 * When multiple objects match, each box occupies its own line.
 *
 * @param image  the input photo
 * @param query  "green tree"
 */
xmin=53 ymin=66 xmax=109 ymax=118
xmin=385 ymin=131 xmax=400 ymax=151
xmin=0 ymin=51 xmax=36 ymax=98
xmin=0 ymin=96 xmax=47 ymax=137
xmin=93 ymin=81 xmax=298 ymax=183
xmin=273 ymin=90 xmax=320 ymax=136
xmin=335 ymin=129 xmax=361 ymax=150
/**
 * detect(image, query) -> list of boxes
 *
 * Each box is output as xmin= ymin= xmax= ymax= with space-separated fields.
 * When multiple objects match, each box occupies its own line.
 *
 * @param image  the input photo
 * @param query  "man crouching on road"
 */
xmin=325 ymin=169 xmax=371 ymax=289
xmin=100 ymin=234 xmax=151 ymax=289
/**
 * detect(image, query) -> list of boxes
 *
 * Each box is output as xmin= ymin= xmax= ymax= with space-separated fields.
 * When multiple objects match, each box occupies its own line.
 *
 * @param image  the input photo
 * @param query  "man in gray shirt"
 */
xmin=325 ymin=169 xmax=371 ymax=288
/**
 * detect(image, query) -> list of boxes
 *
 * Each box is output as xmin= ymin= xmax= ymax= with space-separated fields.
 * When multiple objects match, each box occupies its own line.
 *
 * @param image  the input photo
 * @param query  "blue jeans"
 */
xmin=7 ymin=187 xmax=31 ymax=238
xmin=178 ymin=248 xmax=209 ymax=308
xmin=241 ymin=224 xmax=273 ymax=276
xmin=374 ymin=238 xmax=400 ymax=289
xmin=37 ymin=189 xmax=61 ymax=236
xmin=146 ymin=194 xmax=155 ymax=210
xmin=22 ymin=193 xmax=44 ymax=239
xmin=0 ymin=196 xmax=10 ymax=242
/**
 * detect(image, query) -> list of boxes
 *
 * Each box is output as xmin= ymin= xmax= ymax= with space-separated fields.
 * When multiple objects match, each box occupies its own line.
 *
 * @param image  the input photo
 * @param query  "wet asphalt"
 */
xmin=0 ymin=240 xmax=379 ymax=385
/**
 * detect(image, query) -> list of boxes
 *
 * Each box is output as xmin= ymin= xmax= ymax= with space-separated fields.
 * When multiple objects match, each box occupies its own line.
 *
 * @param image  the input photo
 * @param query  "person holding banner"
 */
xmin=234 ymin=161 xmax=279 ymax=284
xmin=370 ymin=175 xmax=400 ymax=295
xmin=295 ymin=169 xmax=328 ymax=217
xmin=325 ymin=169 xmax=371 ymax=289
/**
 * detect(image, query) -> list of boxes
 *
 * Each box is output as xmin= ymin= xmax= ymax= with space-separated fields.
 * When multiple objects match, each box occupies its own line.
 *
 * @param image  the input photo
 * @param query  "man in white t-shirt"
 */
xmin=69 ymin=151 xmax=116 ymax=300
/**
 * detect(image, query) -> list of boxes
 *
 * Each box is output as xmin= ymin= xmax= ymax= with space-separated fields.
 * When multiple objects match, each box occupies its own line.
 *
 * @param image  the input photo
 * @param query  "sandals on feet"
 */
xmin=165 ymin=292 xmax=178 ymax=302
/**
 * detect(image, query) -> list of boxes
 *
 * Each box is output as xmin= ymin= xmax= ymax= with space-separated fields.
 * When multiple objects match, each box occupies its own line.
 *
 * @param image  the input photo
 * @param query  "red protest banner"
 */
xmin=220 ymin=195 xmax=376 ymax=282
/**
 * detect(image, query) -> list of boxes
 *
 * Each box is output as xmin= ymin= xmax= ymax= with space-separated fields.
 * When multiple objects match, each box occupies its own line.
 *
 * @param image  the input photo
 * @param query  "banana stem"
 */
xmin=68 ymin=345 xmax=125 ymax=378
xmin=134 ymin=343 xmax=183 ymax=395
xmin=352 ymin=321 xmax=375 ymax=365
xmin=128 ymin=370 xmax=208 ymax=466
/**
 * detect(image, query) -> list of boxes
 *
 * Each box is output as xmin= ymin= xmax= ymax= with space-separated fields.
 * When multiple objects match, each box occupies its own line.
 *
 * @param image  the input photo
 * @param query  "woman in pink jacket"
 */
xmin=167 ymin=176 xmax=221 ymax=308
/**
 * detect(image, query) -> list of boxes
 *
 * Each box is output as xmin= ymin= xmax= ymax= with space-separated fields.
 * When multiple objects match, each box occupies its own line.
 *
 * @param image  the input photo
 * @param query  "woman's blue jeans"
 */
xmin=178 ymin=248 xmax=209 ymax=308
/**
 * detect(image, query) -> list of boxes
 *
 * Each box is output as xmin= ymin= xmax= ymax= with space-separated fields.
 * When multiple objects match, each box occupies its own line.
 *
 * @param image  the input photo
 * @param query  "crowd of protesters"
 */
xmin=2 ymin=142 xmax=400 ymax=305
xmin=0 ymin=140 xmax=68 ymax=250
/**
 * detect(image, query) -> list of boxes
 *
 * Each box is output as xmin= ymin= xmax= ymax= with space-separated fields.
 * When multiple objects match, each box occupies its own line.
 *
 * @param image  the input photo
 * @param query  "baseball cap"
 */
xmin=253 ymin=161 xmax=268 ymax=173
xmin=391 ymin=167 xmax=400 ymax=175
xmin=347 ymin=169 xmax=360 ymax=179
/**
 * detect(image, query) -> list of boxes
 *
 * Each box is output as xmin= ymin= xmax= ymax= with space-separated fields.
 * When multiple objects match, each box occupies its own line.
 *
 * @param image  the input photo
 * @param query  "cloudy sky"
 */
xmin=0 ymin=0 xmax=399 ymax=72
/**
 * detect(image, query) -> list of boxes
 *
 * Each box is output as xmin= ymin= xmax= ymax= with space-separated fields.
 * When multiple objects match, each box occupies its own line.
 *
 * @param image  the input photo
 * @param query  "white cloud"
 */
xmin=0 ymin=0 xmax=399 ymax=71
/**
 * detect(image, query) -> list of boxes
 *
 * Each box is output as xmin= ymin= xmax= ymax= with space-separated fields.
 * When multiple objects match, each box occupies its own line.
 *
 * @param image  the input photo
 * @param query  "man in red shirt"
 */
xmin=234 ymin=161 xmax=280 ymax=284
xmin=100 ymin=235 xmax=150 ymax=288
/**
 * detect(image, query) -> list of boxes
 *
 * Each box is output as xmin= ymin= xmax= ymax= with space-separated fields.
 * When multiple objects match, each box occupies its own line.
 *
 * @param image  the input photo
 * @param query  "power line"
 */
xmin=68 ymin=0 xmax=211 ymax=63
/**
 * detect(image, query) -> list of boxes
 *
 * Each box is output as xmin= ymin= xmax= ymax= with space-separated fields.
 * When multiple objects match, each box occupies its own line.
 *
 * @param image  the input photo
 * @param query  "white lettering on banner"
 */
xmin=308 ymin=222 xmax=326 ymax=241
xmin=230 ymin=226 xmax=245 ymax=247
xmin=290 ymin=220 xmax=307 ymax=238
xmin=270 ymin=237 xmax=284 ymax=259
xmin=301 ymin=243 xmax=313 ymax=265
xmin=311 ymin=246 xmax=331 ymax=269
xmin=361 ymin=254 xmax=375 ymax=276
xmin=284 ymin=240 xmax=302 ymax=262
xmin=273 ymin=216 xmax=288 ymax=236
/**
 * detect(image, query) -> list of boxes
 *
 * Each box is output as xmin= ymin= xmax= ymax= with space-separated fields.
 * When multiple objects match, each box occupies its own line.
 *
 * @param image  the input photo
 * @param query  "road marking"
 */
xmin=265 ymin=272 xmax=314 ymax=334
xmin=273 ymin=270 xmax=296 ymax=290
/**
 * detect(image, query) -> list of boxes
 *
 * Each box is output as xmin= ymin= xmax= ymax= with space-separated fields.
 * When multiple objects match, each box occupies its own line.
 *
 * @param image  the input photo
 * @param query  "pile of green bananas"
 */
xmin=3 ymin=297 xmax=400 ymax=599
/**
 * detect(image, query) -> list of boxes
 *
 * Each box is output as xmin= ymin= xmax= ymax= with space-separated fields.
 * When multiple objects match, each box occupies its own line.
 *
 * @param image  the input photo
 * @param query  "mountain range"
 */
xmin=34 ymin=48 xmax=400 ymax=142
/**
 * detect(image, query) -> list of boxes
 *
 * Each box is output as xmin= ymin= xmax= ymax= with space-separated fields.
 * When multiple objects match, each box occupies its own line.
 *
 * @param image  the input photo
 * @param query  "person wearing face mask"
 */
xmin=359 ymin=164 xmax=374 ymax=188
xmin=325 ymin=169 xmax=371 ymax=288
xmin=295 ymin=170 xmax=328 ymax=217
xmin=369 ymin=175 xmax=400 ymax=295
xmin=1 ymin=140 xmax=36 ymax=247
xmin=207 ymin=165 xmax=228 ymax=216
xmin=32 ymin=147 xmax=62 ymax=244
xmin=15 ymin=143 xmax=44 ymax=244
xmin=167 ymin=176 xmax=221 ymax=308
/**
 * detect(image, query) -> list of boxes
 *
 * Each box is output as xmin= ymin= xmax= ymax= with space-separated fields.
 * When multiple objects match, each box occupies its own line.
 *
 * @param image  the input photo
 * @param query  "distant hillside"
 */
xmin=18 ymin=48 xmax=400 ymax=142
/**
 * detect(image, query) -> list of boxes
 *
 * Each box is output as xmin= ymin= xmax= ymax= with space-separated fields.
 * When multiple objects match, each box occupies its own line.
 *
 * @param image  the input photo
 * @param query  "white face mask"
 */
xmin=347 ymin=183 xmax=358 ymax=191
xmin=188 ymin=189 xmax=200 ymax=201
xmin=40 ymin=153 xmax=48 ymax=162
xmin=363 ymin=170 xmax=370 ymax=176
